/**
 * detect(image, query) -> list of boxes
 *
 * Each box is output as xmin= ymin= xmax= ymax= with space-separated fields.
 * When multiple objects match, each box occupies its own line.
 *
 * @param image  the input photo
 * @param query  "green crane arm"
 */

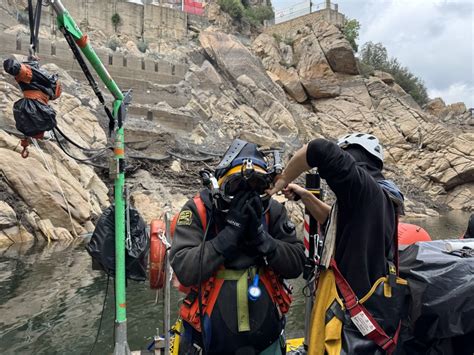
xmin=47 ymin=1 xmax=130 ymax=353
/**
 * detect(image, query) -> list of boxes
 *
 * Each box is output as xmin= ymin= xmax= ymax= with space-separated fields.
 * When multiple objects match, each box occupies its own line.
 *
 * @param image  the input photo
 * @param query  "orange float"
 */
xmin=149 ymin=219 xmax=167 ymax=289
xmin=398 ymin=222 xmax=432 ymax=245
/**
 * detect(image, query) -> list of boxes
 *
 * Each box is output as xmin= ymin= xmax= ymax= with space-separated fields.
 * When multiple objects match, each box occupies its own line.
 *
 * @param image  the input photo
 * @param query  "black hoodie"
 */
xmin=307 ymin=138 xmax=397 ymax=298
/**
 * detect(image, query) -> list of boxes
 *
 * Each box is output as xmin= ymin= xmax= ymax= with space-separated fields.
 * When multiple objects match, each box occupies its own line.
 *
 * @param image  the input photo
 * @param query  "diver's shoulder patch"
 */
xmin=177 ymin=210 xmax=193 ymax=226
xmin=282 ymin=220 xmax=296 ymax=234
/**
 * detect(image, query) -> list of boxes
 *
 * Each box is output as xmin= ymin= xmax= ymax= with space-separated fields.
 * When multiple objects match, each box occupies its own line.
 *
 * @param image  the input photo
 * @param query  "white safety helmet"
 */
xmin=337 ymin=133 xmax=384 ymax=164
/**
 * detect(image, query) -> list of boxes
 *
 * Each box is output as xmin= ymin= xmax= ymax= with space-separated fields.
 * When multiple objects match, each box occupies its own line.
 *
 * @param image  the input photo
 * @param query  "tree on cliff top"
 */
xmin=360 ymin=41 xmax=429 ymax=106
xmin=342 ymin=18 xmax=360 ymax=52
xmin=111 ymin=13 xmax=121 ymax=33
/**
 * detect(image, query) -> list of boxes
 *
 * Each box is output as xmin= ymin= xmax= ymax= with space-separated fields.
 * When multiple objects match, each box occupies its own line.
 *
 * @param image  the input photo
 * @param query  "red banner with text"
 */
xmin=184 ymin=0 xmax=204 ymax=15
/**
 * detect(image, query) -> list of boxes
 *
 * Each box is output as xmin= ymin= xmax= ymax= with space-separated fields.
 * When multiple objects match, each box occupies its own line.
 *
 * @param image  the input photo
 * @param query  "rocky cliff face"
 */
xmin=0 ymin=67 xmax=110 ymax=246
xmin=0 ymin=17 xmax=472 ymax=247
xmin=251 ymin=21 xmax=473 ymax=212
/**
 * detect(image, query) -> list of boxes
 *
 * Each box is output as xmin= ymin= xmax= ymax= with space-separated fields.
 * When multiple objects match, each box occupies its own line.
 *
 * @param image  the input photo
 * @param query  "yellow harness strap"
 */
xmin=309 ymin=269 xmax=342 ymax=355
xmin=216 ymin=268 xmax=255 ymax=332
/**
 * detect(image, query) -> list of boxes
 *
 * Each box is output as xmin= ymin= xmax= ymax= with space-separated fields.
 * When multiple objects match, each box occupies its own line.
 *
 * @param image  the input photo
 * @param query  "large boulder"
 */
xmin=253 ymin=34 xmax=307 ymax=102
xmin=447 ymin=102 xmax=467 ymax=116
xmin=0 ymin=201 xmax=16 ymax=229
xmin=294 ymin=31 xmax=340 ymax=99
xmin=424 ymin=97 xmax=446 ymax=117
xmin=0 ymin=201 xmax=34 ymax=247
xmin=373 ymin=70 xmax=395 ymax=84
xmin=199 ymin=30 xmax=284 ymax=101
xmin=252 ymin=33 xmax=282 ymax=61
xmin=0 ymin=145 xmax=92 ymax=235
xmin=443 ymin=184 xmax=474 ymax=211
xmin=312 ymin=20 xmax=359 ymax=75
xmin=197 ymin=30 xmax=300 ymax=143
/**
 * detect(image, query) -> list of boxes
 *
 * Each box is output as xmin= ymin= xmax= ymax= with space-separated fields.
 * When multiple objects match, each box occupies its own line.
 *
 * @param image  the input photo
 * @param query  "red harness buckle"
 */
xmin=20 ymin=138 xmax=29 ymax=158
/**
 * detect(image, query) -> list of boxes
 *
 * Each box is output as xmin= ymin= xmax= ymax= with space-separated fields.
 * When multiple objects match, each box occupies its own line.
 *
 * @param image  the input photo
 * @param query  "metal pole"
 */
xmin=303 ymin=171 xmax=321 ymax=351
xmin=48 ymin=1 xmax=129 ymax=354
xmin=164 ymin=213 xmax=171 ymax=355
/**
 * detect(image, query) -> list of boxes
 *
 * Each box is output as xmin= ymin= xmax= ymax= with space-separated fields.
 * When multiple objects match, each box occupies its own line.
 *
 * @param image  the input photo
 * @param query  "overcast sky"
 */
xmin=272 ymin=0 xmax=474 ymax=107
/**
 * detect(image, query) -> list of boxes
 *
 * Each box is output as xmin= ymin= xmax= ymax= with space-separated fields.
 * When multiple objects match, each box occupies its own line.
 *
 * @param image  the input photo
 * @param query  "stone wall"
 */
xmin=264 ymin=9 xmax=345 ymax=37
xmin=143 ymin=3 xmax=187 ymax=40
xmin=0 ymin=32 xmax=189 ymax=112
xmin=0 ymin=32 xmax=187 ymax=82
xmin=34 ymin=0 xmax=209 ymax=41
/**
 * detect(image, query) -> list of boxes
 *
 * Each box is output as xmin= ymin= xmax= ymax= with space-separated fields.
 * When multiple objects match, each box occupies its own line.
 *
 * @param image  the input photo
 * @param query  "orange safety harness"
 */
xmin=171 ymin=195 xmax=292 ymax=333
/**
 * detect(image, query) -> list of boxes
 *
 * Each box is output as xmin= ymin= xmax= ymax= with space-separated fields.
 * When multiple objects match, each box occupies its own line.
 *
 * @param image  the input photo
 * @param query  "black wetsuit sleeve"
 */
xmin=169 ymin=199 xmax=224 ymax=287
xmin=306 ymin=138 xmax=379 ymax=208
xmin=306 ymin=138 xmax=395 ymax=298
xmin=266 ymin=201 xmax=305 ymax=279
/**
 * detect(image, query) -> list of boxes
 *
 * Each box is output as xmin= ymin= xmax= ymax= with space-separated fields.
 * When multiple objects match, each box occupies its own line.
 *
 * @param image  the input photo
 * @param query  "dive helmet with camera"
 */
xmin=204 ymin=139 xmax=281 ymax=211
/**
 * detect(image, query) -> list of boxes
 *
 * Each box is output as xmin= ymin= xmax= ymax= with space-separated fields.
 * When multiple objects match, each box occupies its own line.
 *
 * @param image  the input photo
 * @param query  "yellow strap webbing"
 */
xmin=216 ymin=268 xmax=254 ymax=332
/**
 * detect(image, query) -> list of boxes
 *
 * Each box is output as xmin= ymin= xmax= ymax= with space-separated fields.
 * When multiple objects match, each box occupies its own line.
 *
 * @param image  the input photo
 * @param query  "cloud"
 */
xmin=345 ymin=0 xmax=473 ymax=106
xmin=429 ymin=82 xmax=474 ymax=107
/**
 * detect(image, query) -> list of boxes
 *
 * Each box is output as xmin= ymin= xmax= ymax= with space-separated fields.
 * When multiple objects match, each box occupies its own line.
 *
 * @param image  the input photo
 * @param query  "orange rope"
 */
xmin=15 ymin=64 xmax=33 ymax=84
xmin=23 ymin=90 xmax=49 ymax=105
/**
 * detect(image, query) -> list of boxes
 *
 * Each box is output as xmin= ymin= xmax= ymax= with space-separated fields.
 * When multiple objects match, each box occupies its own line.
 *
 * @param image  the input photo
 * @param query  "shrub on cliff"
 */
xmin=137 ymin=40 xmax=149 ymax=53
xmin=244 ymin=5 xmax=275 ymax=26
xmin=107 ymin=38 xmax=120 ymax=51
xmin=360 ymin=41 xmax=429 ymax=106
xmin=111 ymin=13 xmax=121 ymax=32
xmin=342 ymin=18 xmax=360 ymax=52
xmin=218 ymin=0 xmax=244 ymax=20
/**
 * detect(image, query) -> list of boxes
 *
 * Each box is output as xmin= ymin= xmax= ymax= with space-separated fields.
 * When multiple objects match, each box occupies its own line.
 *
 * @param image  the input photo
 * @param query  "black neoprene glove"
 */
xmin=245 ymin=193 xmax=263 ymax=239
xmin=245 ymin=195 xmax=277 ymax=256
xmin=211 ymin=190 xmax=251 ymax=259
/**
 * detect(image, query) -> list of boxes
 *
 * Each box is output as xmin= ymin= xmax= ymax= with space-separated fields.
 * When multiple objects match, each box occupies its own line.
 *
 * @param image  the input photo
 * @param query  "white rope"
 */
xmin=158 ymin=229 xmax=171 ymax=249
xmin=31 ymin=138 xmax=78 ymax=237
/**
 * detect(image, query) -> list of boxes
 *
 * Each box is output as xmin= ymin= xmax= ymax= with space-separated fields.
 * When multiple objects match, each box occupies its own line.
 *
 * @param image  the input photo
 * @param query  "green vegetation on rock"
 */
xmin=342 ymin=18 xmax=360 ymax=52
xmin=244 ymin=5 xmax=274 ymax=26
xmin=219 ymin=0 xmax=274 ymax=26
xmin=360 ymin=41 xmax=429 ymax=105
xmin=137 ymin=39 xmax=148 ymax=53
xmin=218 ymin=0 xmax=244 ymax=20
xmin=106 ymin=37 xmax=120 ymax=51
xmin=111 ymin=13 xmax=121 ymax=32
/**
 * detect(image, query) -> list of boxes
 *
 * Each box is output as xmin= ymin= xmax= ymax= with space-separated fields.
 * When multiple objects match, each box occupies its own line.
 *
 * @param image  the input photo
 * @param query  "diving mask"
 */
xmin=219 ymin=159 xmax=271 ymax=203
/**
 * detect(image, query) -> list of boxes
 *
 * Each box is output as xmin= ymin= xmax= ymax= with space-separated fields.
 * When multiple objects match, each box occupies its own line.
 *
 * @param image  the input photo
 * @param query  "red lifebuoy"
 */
xmin=149 ymin=219 xmax=167 ymax=289
xmin=398 ymin=222 xmax=432 ymax=245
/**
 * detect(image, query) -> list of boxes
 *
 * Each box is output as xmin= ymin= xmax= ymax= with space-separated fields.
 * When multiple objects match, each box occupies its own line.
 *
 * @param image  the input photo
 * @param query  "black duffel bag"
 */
xmin=86 ymin=205 xmax=149 ymax=282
